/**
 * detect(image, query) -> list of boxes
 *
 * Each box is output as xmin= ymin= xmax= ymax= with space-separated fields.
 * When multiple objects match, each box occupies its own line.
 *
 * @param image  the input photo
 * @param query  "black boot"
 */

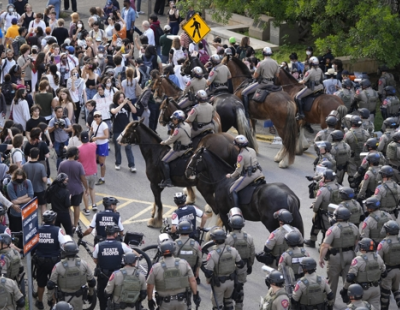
xmin=231 ymin=191 xmax=240 ymax=208
xmin=159 ymin=162 xmax=173 ymax=188
xmin=242 ymin=95 xmax=250 ymax=118
xmin=296 ymin=99 xmax=305 ymax=120
xmin=304 ymin=123 xmax=314 ymax=133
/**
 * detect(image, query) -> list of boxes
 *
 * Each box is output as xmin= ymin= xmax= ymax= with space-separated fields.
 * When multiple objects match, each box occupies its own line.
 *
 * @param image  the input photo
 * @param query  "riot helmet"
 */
xmin=383 ymin=220 xmax=400 ymax=235
xmin=330 ymin=130 xmax=344 ymax=142
xmin=339 ymin=187 xmax=355 ymax=201
xmin=347 ymin=284 xmax=363 ymax=300
xmin=363 ymin=197 xmax=380 ymax=211
xmin=265 ymin=270 xmax=284 ymax=287
xmin=284 ymin=231 xmax=302 ymax=247
xmin=300 ymin=257 xmax=317 ymax=273
xmin=273 ymin=209 xmax=293 ymax=224
xmin=326 ymin=116 xmax=337 ymax=127
xmin=358 ymin=108 xmax=370 ymax=120
xmin=365 ymin=138 xmax=378 ymax=150
xmin=379 ymin=165 xmax=394 ymax=178
xmin=177 ymin=220 xmax=193 ymax=234
xmin=358 ymin=238 xmax=375 ymax=252
xmin=103 ymin=197 xmax=119 ymax=209
xmin=333 ymin=205 xmax=351 ymax=221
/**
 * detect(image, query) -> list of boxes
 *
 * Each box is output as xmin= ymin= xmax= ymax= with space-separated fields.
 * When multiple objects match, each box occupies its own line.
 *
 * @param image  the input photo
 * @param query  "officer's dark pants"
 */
xmin=97 ymin=276 xmax=109 ymax=310
xmin=55 ymin=211 xmax=73 ymax=237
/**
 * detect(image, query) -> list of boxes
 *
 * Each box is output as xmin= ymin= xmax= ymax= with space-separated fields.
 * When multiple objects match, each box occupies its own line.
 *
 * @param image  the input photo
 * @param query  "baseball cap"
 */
xmin=11 ymin=18 xmax=18 ymax=25
xmin=229 ymin=37 xmax=236 ymax=44
xmin=81 ymin=131 xmax=89 ymax=143
xmin=31 ymin=45 xmax=39 ymax=52
xmin=66 ymin=46 xmax=75 ymax=54
xmin=164 ymin=25 xmax=171 ymax=31
xmin=342 ymin=70 xmax=350 ymax=75
xmin=64 ymin=38 xmax=71 ymax=45
xmin=98 ymin=45 xmax=105 ymax=53
xmin=94 ymin=111 xmax=102 ymax=117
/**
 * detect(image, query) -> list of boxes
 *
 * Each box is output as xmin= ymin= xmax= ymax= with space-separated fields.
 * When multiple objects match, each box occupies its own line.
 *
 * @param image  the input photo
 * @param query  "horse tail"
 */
xmin=336 ymin=104 xmax=348 ymax=125
xmin=236 ymin=107 xmax=259 ymax=152
xmin=287 ymin=194 xmax=304 ymax=236
xmin=282 ymin=101 xmax=297 ymax=165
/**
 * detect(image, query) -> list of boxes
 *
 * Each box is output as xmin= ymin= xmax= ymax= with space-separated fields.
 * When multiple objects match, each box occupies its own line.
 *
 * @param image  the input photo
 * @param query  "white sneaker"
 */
xmin=115 ymin=165 xmax=121 ymax=170
xmin=139 ymin=11 xmax=145 ymax=14
xmin=92 ymin=205 xmax=98 ymax=211
xmin=130 ymin=167 xmax=137 ymax=173
xmin=83 ymin=209 xmax=90 ymax=216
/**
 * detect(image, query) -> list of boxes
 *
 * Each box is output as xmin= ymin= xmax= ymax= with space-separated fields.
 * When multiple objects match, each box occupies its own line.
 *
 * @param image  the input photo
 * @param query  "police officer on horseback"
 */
xmin=93 ymin=224 xmax=133 ymax=310
xmin=35 ymin=210 xmax=68 ymax=310
xmin=105 ymin=253 xmax=147 ymax=310
xmin=180 ymin=67 xmax=207 ymax=109
xmin=206 ymin=54 xmax=232 ymax=90
xmin=170 ymin=192 xmax=207 ymax=240
xmin=227 ymin=135 xmax=263 ymax=210
xmin=295 ymin=56 xmax=324 ymax=120
xmin=82 ymin=197 xmax=124 ymax=244
xmin=185 ymin=90 xmax=216 ymax=138
xmin=241 ymin=47 xmax=280 ymax=116
xmin=47 ymin=241 xmax=96 ymax=310
xmin=225 ymin=208 xmax=255 ymax=310
xmin=160 ymin=110 xmax=192 ymax=188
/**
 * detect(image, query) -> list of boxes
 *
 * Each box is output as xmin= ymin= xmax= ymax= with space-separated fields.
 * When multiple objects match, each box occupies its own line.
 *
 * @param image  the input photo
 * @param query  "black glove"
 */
xmin=47 ymin=300 xmax=54 ymax=307
xmin=193 ymin=292 xmax=201 ymax=307
xmin=306 ymin=176 xmax=314 ymax=181
xmin=77 ymin=230 xmax=83 ymax=239
xmin=247 ymin=266 xmax=252 ymax=275
xmin=382 ymin=270 xmax=388 ymax=278
xmin=148 ymin=299 xmax=156 ymax=310
xmin=339 ymin=288 xmax=349 ymax=303
xmin=87 ymin=294 xmax=94 ymax=303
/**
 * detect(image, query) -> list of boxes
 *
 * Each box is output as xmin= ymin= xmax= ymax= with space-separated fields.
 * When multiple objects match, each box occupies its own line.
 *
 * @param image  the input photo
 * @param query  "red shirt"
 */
xmin=78 ymin=142 xmax=97 ymax=175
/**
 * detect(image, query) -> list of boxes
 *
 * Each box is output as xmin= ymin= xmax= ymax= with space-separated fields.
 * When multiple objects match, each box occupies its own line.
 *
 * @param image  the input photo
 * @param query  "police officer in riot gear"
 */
xmin=47 ymin=241 xmax=96 ymax=310
xmin=314 ymin=116 xmax=337 ymax=143
xmin=314 ymin=141 xmax=336 ymax=172
xmin=304 ymin=169 xmax=341 ymax=248
xmin=52 ymin=301 xmax=74 ymax=310
xmin=354 ymin=79 xmax=379 ymax=123
xmin=0 ymin=233 xmax=23 ymax=280
xmin=345 ymin=284 xmax=376 ymax=310
xmin=291 ymin=257 xmax=334 ymax=310
xmin=378 ymin=65 xmax=396 ymax=103
xmin=260 ymin=270 xmax=290 ymax=310
xmin=147 ymin=239 xmax=200 ymax=310
xmin=358 ymin=108 xmax=374 ymax=135
xmin=203 ymin=229 xmax=244 ymax=310
xmin=342 ymin=238 xmax=386 ymax=310
xmin=381 ymin=86 xmax=400 ymax=122
xmin=374 ymin=165 xmax=400 ymax=219
xmin=82 ymin=197 xmax=124 ymax=244
xmin=170 ymin=192 xmax=207 ymax=240
xmin=225 ymin=208 xmax=255 ymax=310
xmin=378 ymin=117 xmax=397 ymax=155
xmin=377 ymin=220 xmax=400 ymax=310
xmin=173 ymin=221 xmax=202 ymax=284
xmin=338 ymin=187 xmax=363 ymax=225
xmin=360 ymin=197 xmax=391 ymax=245
xmin=319 ymin=206 xmax=360 ymax=299
xmin=357 ymin=153 xmax=382 ymax=201
xmin=105 ymin=253 xmax=147 ymax=310
xmin=386 ymin=131 xmax=400 ymax=183
xmin=257 ymin=209 xmax=303 ymax=268
xmin=334 ymin=79 xmax=354 ymax=111
xmin=344 ymin=115 xmax=370 ymax=188
xmin=35 ymin=210 xmax=68 ymax=310
xmin=330 ymin=129 xmax=351 ymax=184
xmin=0 ymin=272 xmax=25 ymax=310
xmin=92 ymin=224 xmax=133 ymax=310
xmin=278 ymin=231 xmax=309 ymax=284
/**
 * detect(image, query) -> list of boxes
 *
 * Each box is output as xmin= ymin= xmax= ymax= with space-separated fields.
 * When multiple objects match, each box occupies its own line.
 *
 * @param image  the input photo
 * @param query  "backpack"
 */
xmin=198 ymin=49 xmax=210 ymax=65
xmin=1 ymin=81 xmax=14 ymax=106
xmin=153 ymin=25 xmax=164 ymax=46
xmin=12 ymin=38 xmax=22 ymax=58
xmin=116 ymin=66 xmax=126 ymax=84
xmin=141 ymin=55 xmax=155 ymax=71
xmin=138 ymin=66 xmax=151 ymax=89
xmin=238 ymin=47 xmax=248 ymax=60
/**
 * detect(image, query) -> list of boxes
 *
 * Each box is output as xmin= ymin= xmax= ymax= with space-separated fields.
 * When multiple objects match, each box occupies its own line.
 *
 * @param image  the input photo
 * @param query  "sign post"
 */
xmin=182 ymin=13 xmax=211 ymax=44
xmin=21 ymin=198 xmax=39 ymax=310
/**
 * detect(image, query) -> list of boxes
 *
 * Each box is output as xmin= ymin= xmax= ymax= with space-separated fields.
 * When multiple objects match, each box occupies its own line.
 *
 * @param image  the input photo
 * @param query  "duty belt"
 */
xmin=386 ymin=264 xmax=400 ymax=269
xmin=358 ymin=281 xmax=379 ymax=289
xmin=197 ymin=121 xmax=212 ymax=128
xmin=119 ymin=302 xmax=135 ymax=309
xmin=213 ymin=82 xmax=228 ymax=87
xmin=262 ymin=78 xmax=274 ymax=82
xmin=330 ymin=247 xmax=354 ymax=254
xmin=180 ymin=143 xmax=193 ymax=150
xmin=161 ymin=292 xmax=186 ymax=303
xmin=218 ymin=272 xmax=235 ymax=283
xmin=389 ymin=164 xmax=400 ymax=170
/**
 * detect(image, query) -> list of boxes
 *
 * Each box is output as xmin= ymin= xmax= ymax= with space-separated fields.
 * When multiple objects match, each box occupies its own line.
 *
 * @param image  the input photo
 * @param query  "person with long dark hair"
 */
xmin=11 ymin=88 xmax=30 ymax=130
xmin=46 ymin=64 xmax=60 ymax=91
xmin=34 ymin=52 xmax=46 ymax=91
xmin=236 ymin=37 xmax=255 ymax=60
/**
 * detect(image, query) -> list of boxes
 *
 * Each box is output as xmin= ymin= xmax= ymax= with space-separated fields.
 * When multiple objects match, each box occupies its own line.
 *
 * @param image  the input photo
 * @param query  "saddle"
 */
xmin=238 ymin=177 xmax=266 ymax=205
xmin=169 ymin=150 xmax=194 ymax=177
xmin=192 ymin=129 xmax=213 ymax=149
xmin=296 ymin=90 xmax=324 ymax=112
xmin=208 ymin=86 xmax=230 ymax=97
xmin=251 ymin=84 xmax=282 ymax=103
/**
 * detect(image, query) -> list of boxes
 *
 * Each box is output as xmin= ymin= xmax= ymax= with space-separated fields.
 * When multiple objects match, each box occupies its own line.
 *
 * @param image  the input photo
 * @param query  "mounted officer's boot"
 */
xmin=159 ymin=162 xmax=173 ymax=188
xmin=242 ymin=95 xmax=250 ymax=118
xmin=296 ymin=99 xmax=305 ymax=120
xmin=231 ymin=191 xmax=240 ymax=208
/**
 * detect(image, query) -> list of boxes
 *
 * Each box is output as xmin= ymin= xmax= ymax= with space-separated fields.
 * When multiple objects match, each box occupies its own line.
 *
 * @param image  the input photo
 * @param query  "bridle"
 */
xmin=159 ymin=98 xmax=180 ymax=126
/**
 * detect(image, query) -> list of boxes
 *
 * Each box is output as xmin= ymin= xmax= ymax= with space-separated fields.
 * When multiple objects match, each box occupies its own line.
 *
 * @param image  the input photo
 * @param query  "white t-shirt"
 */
xmin=91 ymin=121 xmax=108 ymax=145
xmin=28 ymin=20 xmax=47 ymax=35
xmin=68 ymin=136 xmax=82 ymax=148
xmin=0 ymin=58 xmax=16 ymax=83
xmin=12 ymin=99 xmax=30 ymax=130
xmin=0 ymin=12 xmax=20 ymax=32
xmin=143 ymin=28 xmax=155 ymax=46
xmin=11 ymin=148 xmax=24 ymax=166
xmin=46 ymin=72 xmax=61 ymax=91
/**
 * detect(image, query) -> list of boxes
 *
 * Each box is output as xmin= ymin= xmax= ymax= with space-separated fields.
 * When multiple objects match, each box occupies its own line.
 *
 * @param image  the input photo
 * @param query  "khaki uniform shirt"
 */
xmin=301 ymin=67 xmax=324 ymax=84
xmin=377 ymin=235 xmax=400 ymax=264
xmin=292 ymin=273 xmax=331 ymax=302
xmin=0 ymin=248 xmax=23 ymax=279
xmin=0 ymin=276 xmax=23 ymax=310
xmin=344 ymin=127 xmax=370 ymax=154
xmin=323 ymin=222 xmax=360 ymax=248
xmin=207 ymin=64 xmax=231 ymax=84
xmin=360 ymin=210 xmax=392 ymax=243
xmin=278 ymin=246 xmax=309 ymax=283
xmin=358 ymin=166 xmax=382 ymax=198
xmin=260 ymin=287 xmax=290 ymax=310
xmin=161 ymin=122 xmax=192 ymax=146
xmin=355 ymin=88 xmax=379 ymax=112
xmin=312 ymin=181 xmax=340 ymax=213
xmin=378 ymin=129 xmax=396 ymax=153
xmin=183 ymin=78 xmax=207 ymax=96
xmin=378 ymin=72 xmax=396 ymax=96
xmin=173 ymin=235 xmax=202 ymax=268
xmin=147 ymin=256 xmax=194 ymax=297
xmin=204 ymin=243 xmax=241 ymax=277
xmin=344 ymin=252 xmax=386 ymax=288
xmin=265 ymin=225 xmax=303 ymax=258
xmin=346 ymin=300 xmax=376 ymax=310
xmin=361 ymin=119 xmax=374 ymax=135
xmin=330 ymin=141 xmax=351 ymax=168
xmin=105 ymin=265 xmax=146 ymax=303
xmin=225 ymin=229 xmax=256 ymax=268
xmin=186 ymin=102 xmax=215 ymax=124
xmin=334 ymin=88 xmax=354 ymax=110
xmin=314 ymin=128 xmax=334 ymax=143
xmin=231 ymin=147 xmax=259 ymax=179
xmin=255 ymin=57 xmax=280 ymax=80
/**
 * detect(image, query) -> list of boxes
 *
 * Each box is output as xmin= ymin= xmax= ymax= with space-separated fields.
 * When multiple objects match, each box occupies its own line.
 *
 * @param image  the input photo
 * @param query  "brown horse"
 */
xmin=275 ymin=68 xmax=348 ymax=154
xmin=119 ymin=119 xmax=238 ymax=227
xmin=223 ymin=56 xmax=297 ymax=168
xmin=151 ymin=75 xmax=258 ymax=150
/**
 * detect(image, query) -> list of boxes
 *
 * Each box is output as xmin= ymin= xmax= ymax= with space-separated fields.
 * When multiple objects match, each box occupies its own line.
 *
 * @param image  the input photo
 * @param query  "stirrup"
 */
xmin=158 ymin=180 xmax=173 ymax=188
xmin=296 ymin=113 xmax=305 ymax=120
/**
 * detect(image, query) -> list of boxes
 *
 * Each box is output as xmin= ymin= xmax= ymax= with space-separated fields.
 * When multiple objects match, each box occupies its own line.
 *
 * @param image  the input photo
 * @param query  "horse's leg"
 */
xmin=219 ymin=207 xmax=230 ymax=231
xmin=186 ymin=186 xmax=196 ymax=204
xmin=279 ymin=147 xmax=290 ymax=168
xmin=148 ymin=182 xmax=164 ymax=228
xmin=296 ymin=125 xmax=305 ymax=155
xmin=274 ymin=146 xmax=285 ymax=162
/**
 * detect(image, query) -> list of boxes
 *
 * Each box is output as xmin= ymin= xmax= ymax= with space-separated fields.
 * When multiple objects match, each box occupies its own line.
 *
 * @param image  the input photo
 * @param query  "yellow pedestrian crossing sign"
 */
xmin=182 ymin=13 xmax=211 ymax=44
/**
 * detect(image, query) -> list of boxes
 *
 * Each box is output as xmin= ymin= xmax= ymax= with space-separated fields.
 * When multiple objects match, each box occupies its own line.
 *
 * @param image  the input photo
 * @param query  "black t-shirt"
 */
xmin=14 ymin=0 xmax=28 ymax=16
xmin=24 ymin=141 xmax=49 ymax=161
xmin=52 ymin=27 xmax=69 ymax=46
xmin=26 ymin=117 xmax=47 ymax=133
xmin=109 ymin=103 xmax=130 ymax=133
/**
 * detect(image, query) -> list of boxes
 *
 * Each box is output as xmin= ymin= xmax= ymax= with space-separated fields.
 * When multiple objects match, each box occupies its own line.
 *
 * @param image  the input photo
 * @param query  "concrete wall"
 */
xmin=336 ymin=56 xmax=379 ymax=74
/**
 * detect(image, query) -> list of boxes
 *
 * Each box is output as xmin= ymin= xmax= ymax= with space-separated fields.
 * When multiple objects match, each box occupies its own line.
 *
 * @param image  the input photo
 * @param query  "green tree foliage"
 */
xmin=181 ymin=0 xmax=400 ymax=66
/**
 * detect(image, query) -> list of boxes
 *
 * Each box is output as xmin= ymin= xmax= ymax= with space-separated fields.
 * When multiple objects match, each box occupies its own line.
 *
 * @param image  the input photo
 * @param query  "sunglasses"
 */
xmin=94 ymin=115 xmax=101 ymax=118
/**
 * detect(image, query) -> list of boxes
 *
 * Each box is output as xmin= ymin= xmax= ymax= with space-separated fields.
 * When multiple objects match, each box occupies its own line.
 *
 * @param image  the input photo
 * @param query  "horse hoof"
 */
xmin=279 ymin=161 xmax=289 ymax=169
xmin=273 ymin=155 xmax=280 ymax=162
xmin=147 ymin=218 xmax=155 ymax=227
xmin=153 ymin=219 xmax=163 ymax=228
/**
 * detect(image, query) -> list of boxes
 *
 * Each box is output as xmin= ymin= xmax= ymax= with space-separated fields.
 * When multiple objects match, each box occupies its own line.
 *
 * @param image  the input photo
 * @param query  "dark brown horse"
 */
xmin=151 ymin=75 xmax=258 ymax=150
xmin=119 ymin=120 xmax=238 ymax=227
xmin=275 ymin=68 xmax=347 ymax=154
xmin=181 ymin=55 xmax=208 ymax=77
xmin=223 ymin=56 xmax=297 ymax=168
xmin=185 ymin=147 xmax=304 ymax=234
